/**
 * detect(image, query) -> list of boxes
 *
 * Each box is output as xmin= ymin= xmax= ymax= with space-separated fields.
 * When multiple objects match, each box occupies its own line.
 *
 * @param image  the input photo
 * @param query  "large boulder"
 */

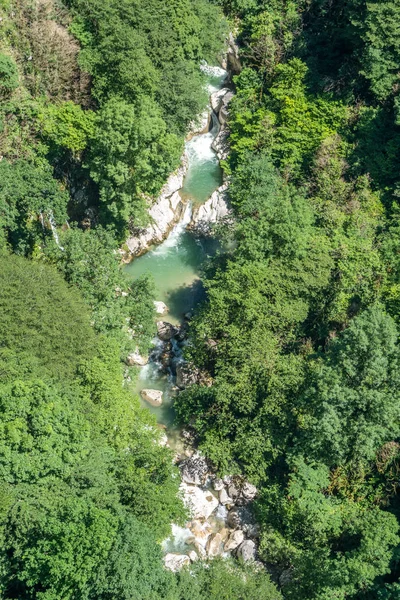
xmin=180 ymin=483 xmax=219 ymax=520
xmin=224 ymin=529 xmax=245 ymax=552
xmin=237 ymin=540 xmax=256 ymax=562
xmin=218 ymin=91 xmax=234 ymax=126
xmin=189 ymin=520 xmax=213 ymax=547
xmin=206 ymin=532 xmax=223 ymax=557
xmin=176 ymin=362 xmax=199 ymax=389
xmin=180 ymin=453 xmax=209 ymax=485
xmin=164 ymin=553 xmax=190 ymax=572
xmin=157 ymin=321 xmax=179 ymax=341
xmin=211 ymin=87 xmax=231 ymax=113
xmin=126 ymin=349 xmax=148 ymax=367
xmin=219 ymin=488 xmax=234 ymax=506
xmin=227 ymin=508 xmax=242 ymax=529
xmin=154 ymin=301 xmax=168 ymax=315
xmin=190 ymin=184 xmax=231 ymax=236
xmin=188 ymin=109 xmax=211 ymax=138
xmin=212 ymin=126 xmax=230 ymax=161
xmin=140 ymin=389 xmax=163 ymax=407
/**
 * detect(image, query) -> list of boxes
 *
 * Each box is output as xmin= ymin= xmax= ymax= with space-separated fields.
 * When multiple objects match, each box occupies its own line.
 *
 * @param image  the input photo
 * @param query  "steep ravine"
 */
xmin=125 ymin=59 xmax=260 ymax=571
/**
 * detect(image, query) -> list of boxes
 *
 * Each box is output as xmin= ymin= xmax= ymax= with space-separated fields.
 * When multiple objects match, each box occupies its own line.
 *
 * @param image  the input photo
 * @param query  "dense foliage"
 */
xmin=2 ymin=0 xmax=400 ymax=597
xmin=174 ymin=0 xmax=400 ymax=598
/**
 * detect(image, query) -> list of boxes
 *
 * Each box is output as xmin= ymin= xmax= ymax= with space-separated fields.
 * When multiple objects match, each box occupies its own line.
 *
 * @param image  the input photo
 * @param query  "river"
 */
xmin=125 ymin=66 xmax=227 ymax=436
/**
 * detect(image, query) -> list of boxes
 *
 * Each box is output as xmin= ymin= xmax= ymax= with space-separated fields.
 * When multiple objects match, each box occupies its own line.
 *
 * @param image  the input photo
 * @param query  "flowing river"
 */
xmin=125 ymin=67 xmax=227 ymax=437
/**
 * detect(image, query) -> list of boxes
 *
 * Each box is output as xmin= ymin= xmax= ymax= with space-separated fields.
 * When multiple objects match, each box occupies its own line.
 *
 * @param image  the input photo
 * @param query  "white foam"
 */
xmin=152 ymin=203 xmax=193 ymax=256
xmin=162 ymin=524 xmax=194 ymax=554
xmin=200 ymin=61 xmax=227 ymax=79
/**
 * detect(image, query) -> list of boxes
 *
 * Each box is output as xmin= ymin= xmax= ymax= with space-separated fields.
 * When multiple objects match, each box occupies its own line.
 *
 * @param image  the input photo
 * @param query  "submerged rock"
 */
xmin=164 ymin=553 xmax=190 ymax=572
xmin=140 ymin=389 xmax=163 ymax=407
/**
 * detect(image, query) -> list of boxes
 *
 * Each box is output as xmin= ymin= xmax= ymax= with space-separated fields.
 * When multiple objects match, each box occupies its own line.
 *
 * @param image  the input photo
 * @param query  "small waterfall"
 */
xmin=48 ymin=211 xmax=64 ymax=251
xmin=161 ymin=524 xmax=194 ymax=554
xmin=152 ymin=203 xmax=193 ymax=255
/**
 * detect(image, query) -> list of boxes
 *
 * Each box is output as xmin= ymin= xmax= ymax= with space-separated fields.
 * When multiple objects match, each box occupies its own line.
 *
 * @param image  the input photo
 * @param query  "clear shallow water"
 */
xmin=125 ymin=66 xmax=227 ymax=428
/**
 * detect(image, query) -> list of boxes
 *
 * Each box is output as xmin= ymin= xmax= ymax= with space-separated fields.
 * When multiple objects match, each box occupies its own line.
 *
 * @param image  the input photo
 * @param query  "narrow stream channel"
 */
xmin=125 ymin=66 xmax=227 ymax=438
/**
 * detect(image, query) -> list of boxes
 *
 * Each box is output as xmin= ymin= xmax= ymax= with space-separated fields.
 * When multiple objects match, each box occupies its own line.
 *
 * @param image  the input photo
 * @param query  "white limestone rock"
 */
xmin=180 ymin=483 xmax=219 ymax=520
xmin=190 ymin=184 xmax=231 ymax=234
xmin=219 ymin=488 xmax=233 ymax=506
xmin=126 ymin=349 xmax=148 ymax=367
xmin=206 ymin=532 xmax=223 ymax=557
xmin=224 ymin=530 xmax=245 ymax=552
xmin=140 ymin=389 xmax=163 ymax=407
xmin=164 ymin=553 xmax=190 ymax=572
xmin=211 ymin=87 xmax=231 ymax=113
xmin=154 ymin=301 xmax=168 ymax=315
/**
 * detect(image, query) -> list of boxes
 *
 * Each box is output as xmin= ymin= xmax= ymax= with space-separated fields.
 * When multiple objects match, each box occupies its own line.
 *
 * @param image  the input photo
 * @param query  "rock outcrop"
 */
xmin=237 ymin=540 xmax=256 ymax=562
xmin=140 ymin=389 xmax=163 ymax=407
xmin=164 ymin=553 xmax=190 ymax=572
xmin=211 ymin=88 xmax=234 ymax=161
xmin=190 ymin=183 xmax=231 ymax=235
xmin=123 ymin=155 xmax=188 ymax=259
xmin=188 ymin=109 xmax=211 ymax=139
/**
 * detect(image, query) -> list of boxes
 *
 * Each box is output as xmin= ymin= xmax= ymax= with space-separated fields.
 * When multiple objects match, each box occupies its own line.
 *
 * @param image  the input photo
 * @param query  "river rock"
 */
xmin=190 ymin=184 xmax=231 ymax=235
xmin=140 ymin=389 xmax=163 ymax=407
xmin=227 ymin=508 xmax=241 ymax=529
xmin=124 ymin=154 xmax=187 ymax=258
xmin=126 ymin=349 xmax=148 ymax=367
xmin=188 ymin=550 xmax=199 ymax=562
xmin=237 ymin=540 xmax=256 ymax=562
xmin=160 ymin=341 xmax=173 ymax=371
xmin=176 ymin=362 xmax=200 ymax=388
xmin=157 ymin=321 xmax=179 ymax=341
xmin=219 ymin=488 xmax=233 ymax=506
xmin=224 ymin=529 xmax=245 ymax=552
xmin=190 ymin=520 xmax=213 ymax=545
xmin=218 ymin=91 xmax=234 ymax=126
xmin=213 ymin=478 xmax=224 ymax=492
xmin=194 ymin=540 xmax=207 ymax=558
xmin=180 ymin=483 xmax=219 ymax=520
xmin=211 ymin=87 xmax=231 ymax=113
xmin=154 ymin=301 xmax=168 ymax=315
xmin=206 ymin=532 xmax=223 ymax=557
xmin=189 ymin=109 xmax=210 ymax=137
xmin=180 ymin=453 xmax=209 ymax=485
xmin=242 ymin=482 xmax=257 ymax=501
xmin=164 ymin=553 xmax=190 ymax=572
xmin=212 ymin=126 xmax=230 ymax=161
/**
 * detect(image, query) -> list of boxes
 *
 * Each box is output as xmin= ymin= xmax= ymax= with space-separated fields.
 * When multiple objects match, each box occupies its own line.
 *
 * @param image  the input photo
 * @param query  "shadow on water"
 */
xmin=166 ymin=278 xmax=206 ymax=322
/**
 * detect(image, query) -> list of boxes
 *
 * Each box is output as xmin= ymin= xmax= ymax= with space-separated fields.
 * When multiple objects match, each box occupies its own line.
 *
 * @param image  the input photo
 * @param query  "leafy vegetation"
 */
xmin=2 ymin=0 xmax=400 ymax=597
